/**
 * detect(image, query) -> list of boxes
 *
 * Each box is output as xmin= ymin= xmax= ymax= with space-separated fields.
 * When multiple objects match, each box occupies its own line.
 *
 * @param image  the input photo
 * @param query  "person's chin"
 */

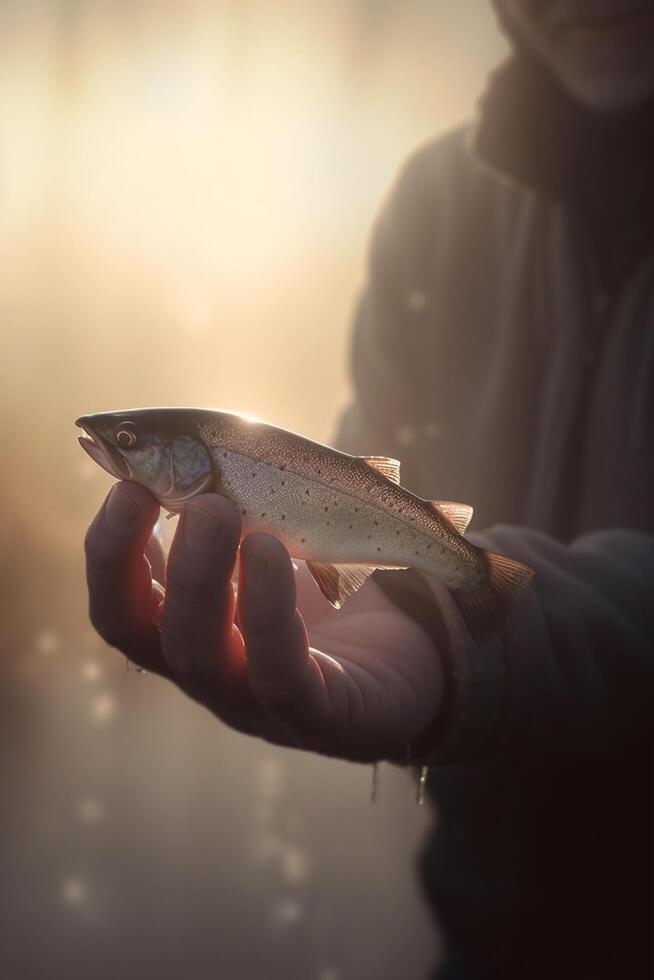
xmin=554 ymin=63 xmax=654 ymax=114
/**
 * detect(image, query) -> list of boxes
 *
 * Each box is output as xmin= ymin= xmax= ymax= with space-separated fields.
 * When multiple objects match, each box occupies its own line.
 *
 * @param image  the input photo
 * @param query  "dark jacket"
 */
xmin=335 ymin=71 xmax=654 ymax=979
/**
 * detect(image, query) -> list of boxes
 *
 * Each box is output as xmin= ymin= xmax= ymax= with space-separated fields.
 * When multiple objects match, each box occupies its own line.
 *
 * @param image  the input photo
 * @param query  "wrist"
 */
xmin=375 ymin=568 xmax=506 ymax=766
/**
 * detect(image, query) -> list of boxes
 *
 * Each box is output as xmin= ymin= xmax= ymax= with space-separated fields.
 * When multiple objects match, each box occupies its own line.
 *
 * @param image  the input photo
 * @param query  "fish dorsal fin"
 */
xmin=359 ymin=456 xmax=401 ymax=484
xmin=431 ymin=500 xmax=474 ymax=535
xmin=306 ymin=561 xmax=405 ymax=609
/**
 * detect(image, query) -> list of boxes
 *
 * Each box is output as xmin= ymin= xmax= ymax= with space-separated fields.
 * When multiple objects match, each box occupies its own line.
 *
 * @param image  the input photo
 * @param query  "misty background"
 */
xmin=0 ymin=3 xmax=505 ymax=977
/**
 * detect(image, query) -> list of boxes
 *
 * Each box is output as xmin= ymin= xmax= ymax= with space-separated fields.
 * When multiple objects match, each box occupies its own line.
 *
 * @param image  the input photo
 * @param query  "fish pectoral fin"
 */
xmin=306 ymin=561 xmax=387 ymax=609
xmin=431 ymin=500 xmax=474 ymax=534
xmin=359 ymin=456 xmax=401 ymax=484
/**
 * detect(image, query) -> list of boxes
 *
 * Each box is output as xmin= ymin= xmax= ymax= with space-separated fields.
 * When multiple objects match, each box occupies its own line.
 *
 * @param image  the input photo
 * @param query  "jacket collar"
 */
xmin=473 ymin=53 xmax=654 ymax=288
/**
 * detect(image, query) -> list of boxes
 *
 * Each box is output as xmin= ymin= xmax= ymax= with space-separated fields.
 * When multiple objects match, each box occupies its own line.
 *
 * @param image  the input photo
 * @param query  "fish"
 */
xmin=76 ymin=407 xmax=534 ymax=641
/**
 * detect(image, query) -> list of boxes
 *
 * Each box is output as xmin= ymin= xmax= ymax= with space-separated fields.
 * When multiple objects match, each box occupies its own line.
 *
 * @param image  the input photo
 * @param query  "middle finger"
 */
xmin=160 ymin=494 xmax=244 ymax=696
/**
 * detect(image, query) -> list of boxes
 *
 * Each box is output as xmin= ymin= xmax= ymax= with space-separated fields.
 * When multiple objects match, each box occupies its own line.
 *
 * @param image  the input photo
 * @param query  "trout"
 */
xmin=76 ymin=407 xmax=533 ymax=640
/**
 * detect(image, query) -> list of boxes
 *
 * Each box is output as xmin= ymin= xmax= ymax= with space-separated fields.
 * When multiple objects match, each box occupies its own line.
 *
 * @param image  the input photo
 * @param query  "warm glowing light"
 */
xmin=77 ymin=458 xmax=98 ymax=481
xmin=35 ymin=630 xmax=59 ymax=655
xmin=77 ymin=798 xmax=105 ymax=824
xmin=280 ymin=845 xmax=311 ymax=884
xmin=90 ymin=693 xmax=116 ymax=723
xmin=60 ymin=877 xmax=87 ymax=905
xmin=272 ymin=899 xmax=302 ymax=926
xmin=255 ymin=833 xmax=283 ymax=863
xmin=255 ymin=758 xmax=284 ymax=800
xmin=317 ymin=969 xmax=341 ymax=980
xmin=81 ymin=660 xmax=103 ymax=682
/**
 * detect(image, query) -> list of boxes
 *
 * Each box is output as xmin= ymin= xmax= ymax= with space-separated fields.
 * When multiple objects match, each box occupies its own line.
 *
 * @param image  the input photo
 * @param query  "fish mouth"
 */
xmin=76 ymin=419 xmax=130 ymax=480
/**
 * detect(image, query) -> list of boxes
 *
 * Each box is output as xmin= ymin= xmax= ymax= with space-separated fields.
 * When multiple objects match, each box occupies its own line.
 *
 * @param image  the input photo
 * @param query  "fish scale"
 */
xmin=75 ymin=407 xmax=534 ymax=640
xmin=214 ymin=447 xmax=471 ymax=586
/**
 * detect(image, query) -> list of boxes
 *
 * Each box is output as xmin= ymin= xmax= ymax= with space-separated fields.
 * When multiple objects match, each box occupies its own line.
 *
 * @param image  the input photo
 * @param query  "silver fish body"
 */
xmin=76 ymin=408 xmax=533 ymax=638
xmin=197 ymin=412 xmax=479 ymax=589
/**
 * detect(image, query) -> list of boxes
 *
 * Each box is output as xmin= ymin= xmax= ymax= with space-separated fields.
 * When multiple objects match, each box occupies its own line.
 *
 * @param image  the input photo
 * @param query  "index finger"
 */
xmin=84 ymin=481 xmax=172 ymax=676
xmin=238 ymin=534 xmax=330 ymax=730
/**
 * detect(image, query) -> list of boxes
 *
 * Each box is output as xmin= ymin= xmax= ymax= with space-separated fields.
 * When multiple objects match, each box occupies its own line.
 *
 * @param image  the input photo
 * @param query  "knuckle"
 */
xmin=159 ymin=593 xmax=219 ymax=652
xmin=166 ymin=549 xmax=231 ymax=608
xmin=164 ymin=570 xmax=214 ymax=613
xmin=159 ymin=635 xmax=216 ymax=693
xmin=242 ymin=599 xmax=294 ymax=639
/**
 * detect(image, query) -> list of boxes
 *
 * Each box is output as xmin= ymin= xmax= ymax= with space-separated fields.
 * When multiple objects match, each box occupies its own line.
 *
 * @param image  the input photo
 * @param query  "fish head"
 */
xmin=76 ymin=408 xmax=214 ymax=510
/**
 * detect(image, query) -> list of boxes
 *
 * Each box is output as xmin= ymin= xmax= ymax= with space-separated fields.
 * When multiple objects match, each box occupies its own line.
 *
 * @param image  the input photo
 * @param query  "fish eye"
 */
xmin=116 ymin=427 xmax=137 ymax=448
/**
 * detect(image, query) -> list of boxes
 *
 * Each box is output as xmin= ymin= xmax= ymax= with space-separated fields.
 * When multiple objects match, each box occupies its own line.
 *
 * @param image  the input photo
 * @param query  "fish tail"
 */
xmin=453 ymin=550 xmax=534 ymax=643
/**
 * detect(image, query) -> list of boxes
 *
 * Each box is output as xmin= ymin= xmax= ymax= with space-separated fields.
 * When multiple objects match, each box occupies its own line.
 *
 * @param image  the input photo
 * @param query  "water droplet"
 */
xmin=416 ymin=765 xmax=429 ymax=805
xmin=370 ymin=762 xmax=380 ymax=803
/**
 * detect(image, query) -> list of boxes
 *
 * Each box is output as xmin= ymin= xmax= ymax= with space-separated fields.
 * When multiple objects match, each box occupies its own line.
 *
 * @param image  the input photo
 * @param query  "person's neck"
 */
xmin=474 ymin=52 xmax=654 ymax=289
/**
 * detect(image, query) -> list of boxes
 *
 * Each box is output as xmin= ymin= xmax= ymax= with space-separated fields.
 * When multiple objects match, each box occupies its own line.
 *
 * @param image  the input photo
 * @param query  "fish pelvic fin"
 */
xmin=359 ymin=456 xmax=401 ymax=484
xmin=306 ymin=561 xmax=406 ymax=608
xmin=453 ymin=551 xmax=534 ymax=643
xmin=432 ymin=500 xmax=474 ymax=535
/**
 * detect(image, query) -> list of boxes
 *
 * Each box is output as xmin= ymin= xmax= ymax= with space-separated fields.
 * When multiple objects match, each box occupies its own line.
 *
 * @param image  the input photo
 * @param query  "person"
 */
xmin=83 ymin=1 xmax=654 ymax=977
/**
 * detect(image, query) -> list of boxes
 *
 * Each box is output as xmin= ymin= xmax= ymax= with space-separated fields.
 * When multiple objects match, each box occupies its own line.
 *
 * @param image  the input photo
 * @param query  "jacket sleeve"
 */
xmin=334 ymin=153 xmax=654 ymax=766
xmin=407 ymin=526 xmax=654 ymax=764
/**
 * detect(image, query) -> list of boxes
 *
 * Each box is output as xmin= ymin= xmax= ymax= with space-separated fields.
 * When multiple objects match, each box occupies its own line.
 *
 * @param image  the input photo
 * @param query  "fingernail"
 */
xmin=248 ymin=548 xmax=268 ymax=584
xmin=105 ymin=485 xmax=141 ymax=531
xmin=184 ymin=506 xmax=222 ymax=549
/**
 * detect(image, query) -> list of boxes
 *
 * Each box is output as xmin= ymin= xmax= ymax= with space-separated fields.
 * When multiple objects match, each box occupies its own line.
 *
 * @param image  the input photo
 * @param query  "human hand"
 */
xmin=84 ymin=481 xmax=444 ymax=762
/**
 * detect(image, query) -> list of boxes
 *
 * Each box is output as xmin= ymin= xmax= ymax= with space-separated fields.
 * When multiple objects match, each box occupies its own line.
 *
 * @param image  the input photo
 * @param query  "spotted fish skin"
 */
xmin=76 ymin=407 xmax=533 ymax=639
xmin=194 ymin=410 xmax=481 ymax=589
